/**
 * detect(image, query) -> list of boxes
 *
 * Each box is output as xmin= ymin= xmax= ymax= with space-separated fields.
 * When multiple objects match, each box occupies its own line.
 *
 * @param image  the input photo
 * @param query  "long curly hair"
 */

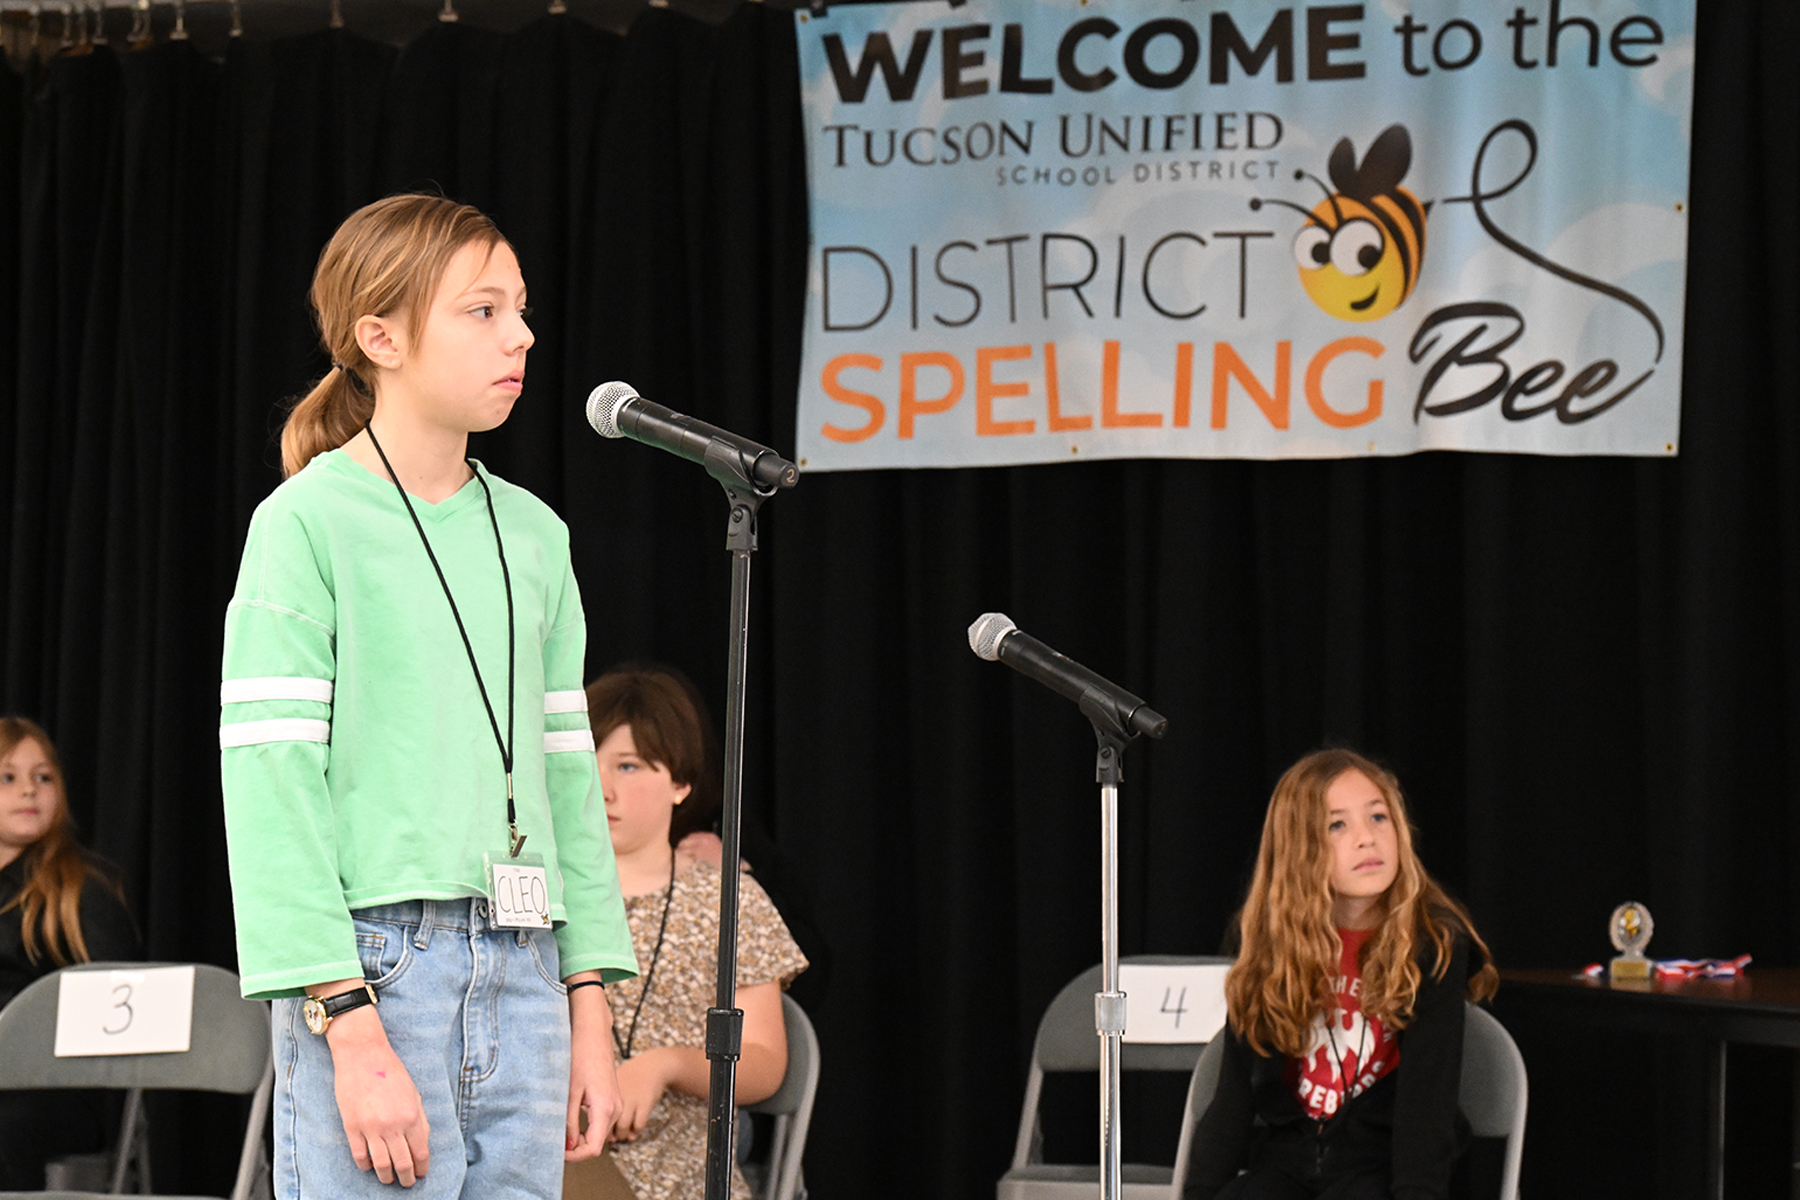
xmin=0 ymin=717 xmax=112 ymax=966
xmin=1225 ymin=748 xmax=1497 ymax=1057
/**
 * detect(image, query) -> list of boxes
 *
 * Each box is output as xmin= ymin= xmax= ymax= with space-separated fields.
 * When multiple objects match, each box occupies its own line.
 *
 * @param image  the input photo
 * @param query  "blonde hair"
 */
xmin=280 ymin=193 xmax=507 ymax=477
xmin=1225 ymin=748 xmax=1498 ymax=1057
xmin=0 ymin=717 xmax=115 ymax=966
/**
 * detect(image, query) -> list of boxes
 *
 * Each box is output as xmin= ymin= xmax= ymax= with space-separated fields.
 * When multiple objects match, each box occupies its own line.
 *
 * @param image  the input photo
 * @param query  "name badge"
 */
xmin=486 ymin=850 xmax=552 ymax=929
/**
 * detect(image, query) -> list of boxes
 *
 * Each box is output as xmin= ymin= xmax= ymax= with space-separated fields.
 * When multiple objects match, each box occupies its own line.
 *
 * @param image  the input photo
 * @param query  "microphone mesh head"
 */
xmin=586 ymin=381 xmax=640 ymax=439
xmin=968 ymin=612 xmax=1017 ymax=661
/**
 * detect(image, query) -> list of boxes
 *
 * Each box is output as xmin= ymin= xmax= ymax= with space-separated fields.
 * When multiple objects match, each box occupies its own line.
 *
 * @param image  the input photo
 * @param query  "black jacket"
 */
xmin=0 ymin=850 xmax=139 ymax=1011
xmin=1185 ymin=935 xmax=1474 ymax=1200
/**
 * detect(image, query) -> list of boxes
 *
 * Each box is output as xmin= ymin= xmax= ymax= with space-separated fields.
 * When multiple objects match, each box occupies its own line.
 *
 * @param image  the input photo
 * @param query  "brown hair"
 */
xmin=1225 ymin=748 xmax=1498 ymax=1057
xmin=0 ymin=717 xmax=111 ymax=966
xmin=280 ymin=193 xmax=507 ymax=478
xmin=585 ymin=665 xmax=722 ymax=847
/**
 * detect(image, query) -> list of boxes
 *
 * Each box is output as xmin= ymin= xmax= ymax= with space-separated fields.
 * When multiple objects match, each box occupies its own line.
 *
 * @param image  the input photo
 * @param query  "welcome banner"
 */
xmin=792 ymin=0 xmax=1694 ymax=470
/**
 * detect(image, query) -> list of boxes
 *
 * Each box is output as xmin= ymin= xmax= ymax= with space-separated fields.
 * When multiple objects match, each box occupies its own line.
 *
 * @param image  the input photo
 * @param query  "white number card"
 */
xmin=1120 ymin=963 xmax=1229 ymax=1044
xmin=54 ymin=966 xmax=195 ymax=1057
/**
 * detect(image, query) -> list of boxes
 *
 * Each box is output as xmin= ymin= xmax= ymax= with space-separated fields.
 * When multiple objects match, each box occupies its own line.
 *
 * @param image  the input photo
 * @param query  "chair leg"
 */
xmin=761 ymin=1116 xmax=789 ymax=1200
xmin=231 ymin=1065 xmax=276 ymax=1200
xmin=108 ymin=1088 xmax=147 ymax=1194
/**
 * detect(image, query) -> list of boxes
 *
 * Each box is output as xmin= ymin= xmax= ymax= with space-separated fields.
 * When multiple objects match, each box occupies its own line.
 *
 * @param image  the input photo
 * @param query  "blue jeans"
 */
xmin=271 ymin=898 xmax=571 ymax=1199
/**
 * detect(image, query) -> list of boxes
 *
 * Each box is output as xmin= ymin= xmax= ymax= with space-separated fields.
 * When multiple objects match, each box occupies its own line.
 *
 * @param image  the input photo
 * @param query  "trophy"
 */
xmin=1609 ymin=901 xmax=1655 ymax=982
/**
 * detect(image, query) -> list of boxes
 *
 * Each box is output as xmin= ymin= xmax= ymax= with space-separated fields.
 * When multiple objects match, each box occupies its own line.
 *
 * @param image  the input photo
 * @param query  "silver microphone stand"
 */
xmin=1095 ymin=731 xmax=1129 ymax=1200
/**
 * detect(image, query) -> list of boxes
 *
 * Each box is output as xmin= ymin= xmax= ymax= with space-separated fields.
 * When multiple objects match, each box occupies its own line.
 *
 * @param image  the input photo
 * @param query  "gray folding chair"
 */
xmin=999 ymin=955 xmax=1232 ymax=1200
xmin=1180 ymin=1003 xmax=1528 ymax=1200
xmin=745 ymin=994 xmax=820 ymax=1200
xmin=0 ymin=962 xmax=273 ymax=1200
xmin=1459 ymin=1005 xmax=1527 ymax=1200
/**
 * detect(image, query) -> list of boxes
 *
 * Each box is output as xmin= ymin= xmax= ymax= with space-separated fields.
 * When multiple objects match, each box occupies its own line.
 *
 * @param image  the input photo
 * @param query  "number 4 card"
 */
xmin=1119 ymin=963 xmax=1229 ymax=1044
xmin=54 ymin=966 xmax=196 ymax=1057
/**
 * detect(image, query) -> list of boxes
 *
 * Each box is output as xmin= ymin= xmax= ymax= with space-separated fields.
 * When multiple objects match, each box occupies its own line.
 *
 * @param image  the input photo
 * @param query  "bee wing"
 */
xmin=1327 ymin=137 xmax=1359 ymax=195
xmin=1356 ymin=125 xmax=1414 ymax=197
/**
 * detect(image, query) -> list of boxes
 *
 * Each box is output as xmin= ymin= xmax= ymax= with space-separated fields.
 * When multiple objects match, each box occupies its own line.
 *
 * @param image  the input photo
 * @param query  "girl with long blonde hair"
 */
xmin=1186 ymin=749 xmax=1497 ymax=1200
xmin=1 ymin=716 xmax=138 ymax=1187
xmin=219 ymin=194 xmax=637 ymax=1199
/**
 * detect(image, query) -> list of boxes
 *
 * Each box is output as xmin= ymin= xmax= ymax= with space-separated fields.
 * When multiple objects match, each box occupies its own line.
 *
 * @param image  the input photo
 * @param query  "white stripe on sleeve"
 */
xmin=220 ymin=677 xmax=335 ymax=706
xmin=219 ymin=718 xmax=333 ymax=749
xmin=544 ymin=729 xmax=596 ymax=754
xmin=544 ymin=690 xmax=588 ymax=715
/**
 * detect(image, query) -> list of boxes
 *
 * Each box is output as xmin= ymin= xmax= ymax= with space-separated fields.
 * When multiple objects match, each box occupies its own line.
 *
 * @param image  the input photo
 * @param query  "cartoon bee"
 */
xmin=1252 ymin=124 xmax=1429 ymax=323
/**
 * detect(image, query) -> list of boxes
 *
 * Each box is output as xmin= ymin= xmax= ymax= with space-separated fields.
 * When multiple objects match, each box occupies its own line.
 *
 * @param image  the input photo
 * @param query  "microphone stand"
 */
xmin=704 ymin=470 xmax=779 ymax=1200
xmin=1077 ymin=691 xmax=1146 ymax=1200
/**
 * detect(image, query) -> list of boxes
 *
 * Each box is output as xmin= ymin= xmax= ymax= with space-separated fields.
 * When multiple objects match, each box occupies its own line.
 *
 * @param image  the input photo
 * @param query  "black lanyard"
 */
xmin=365 ymin=424 xmax=522 ymax=856
xmin=614 ymin=853 xmax=677 ymax=1061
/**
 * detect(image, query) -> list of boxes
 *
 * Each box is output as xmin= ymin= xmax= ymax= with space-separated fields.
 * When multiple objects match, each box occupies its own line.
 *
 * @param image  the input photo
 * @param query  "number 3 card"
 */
xmin=54 ymin=965 xmax=196 ymax=1057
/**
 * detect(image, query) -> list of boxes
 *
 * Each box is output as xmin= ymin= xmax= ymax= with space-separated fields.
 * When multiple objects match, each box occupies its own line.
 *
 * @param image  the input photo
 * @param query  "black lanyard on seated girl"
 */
xmin=366 ymin=423 xmax=523 ymax=857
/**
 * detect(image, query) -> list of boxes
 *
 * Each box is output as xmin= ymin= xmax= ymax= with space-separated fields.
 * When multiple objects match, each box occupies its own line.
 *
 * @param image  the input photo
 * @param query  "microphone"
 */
xmin=586 ymin=382 xmax=799 ymax=492
xmin=968 ymin=613 xmax=1168 ymax=740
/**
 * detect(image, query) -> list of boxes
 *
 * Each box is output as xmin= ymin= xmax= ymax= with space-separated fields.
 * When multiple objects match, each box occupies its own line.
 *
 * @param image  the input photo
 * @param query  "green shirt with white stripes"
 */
xmin=219 ymin=449 xmax=637 ymax=999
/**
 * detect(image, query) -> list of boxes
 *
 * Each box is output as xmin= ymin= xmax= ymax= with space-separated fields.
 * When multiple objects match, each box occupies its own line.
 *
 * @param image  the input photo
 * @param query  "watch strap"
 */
xmin=305 ymin=982 xmax=378 ymax=1034
xmin=320 ymin=982 xmax=378 ymax=1019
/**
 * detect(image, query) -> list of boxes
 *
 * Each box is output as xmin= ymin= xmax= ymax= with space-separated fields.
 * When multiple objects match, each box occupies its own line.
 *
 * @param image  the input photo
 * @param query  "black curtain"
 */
xmin=2 ymin=3 xmax=1796 ymax=1197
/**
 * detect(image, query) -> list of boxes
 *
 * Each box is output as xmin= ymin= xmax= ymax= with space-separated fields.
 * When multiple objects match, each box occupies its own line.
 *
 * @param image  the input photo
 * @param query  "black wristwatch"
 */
xmin=302 ymin=982 xmax=379 ymax=1035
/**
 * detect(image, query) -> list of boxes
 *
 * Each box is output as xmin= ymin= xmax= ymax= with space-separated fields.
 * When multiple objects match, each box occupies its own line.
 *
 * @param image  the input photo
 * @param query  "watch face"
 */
xmin=303 ymin=997 xmax=329 ymax=1035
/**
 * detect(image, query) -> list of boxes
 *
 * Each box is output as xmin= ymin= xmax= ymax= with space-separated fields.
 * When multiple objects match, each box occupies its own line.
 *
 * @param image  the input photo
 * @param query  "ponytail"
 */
xmin=281 ymin=366 xmax=376 ymax=479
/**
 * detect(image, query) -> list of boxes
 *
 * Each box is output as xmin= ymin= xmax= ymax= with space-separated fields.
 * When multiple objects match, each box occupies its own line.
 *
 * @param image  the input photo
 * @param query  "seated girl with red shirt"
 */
xmin=1185 ymin=750 xmax=1498 ymax=1200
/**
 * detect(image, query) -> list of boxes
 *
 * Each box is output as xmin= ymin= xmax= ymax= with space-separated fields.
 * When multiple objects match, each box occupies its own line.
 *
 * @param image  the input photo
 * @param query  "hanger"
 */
xmin=170 ymin=0 xmax=188 ymax=40
xmin=55 ymin=2 xmax=81 ymax=55
xmin=329 ymin=0 xmax=344 ymax=29
xmin=89 ymin=1 xmax=107 ymax=45
xmin=547 ymin=0 xmax=567 ymax=12
xmin=128 ymin=0 xmax=152 ymax=49
xmin=438 ymin=0 xmax=458 ymax=22
xmin=229 ymin=0 xmax=242 ymax=37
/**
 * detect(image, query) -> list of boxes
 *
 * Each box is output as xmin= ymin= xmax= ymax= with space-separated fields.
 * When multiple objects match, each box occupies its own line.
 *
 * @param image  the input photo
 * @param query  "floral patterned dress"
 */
xmin=607 ymin=859 xmax=808 ymax=1200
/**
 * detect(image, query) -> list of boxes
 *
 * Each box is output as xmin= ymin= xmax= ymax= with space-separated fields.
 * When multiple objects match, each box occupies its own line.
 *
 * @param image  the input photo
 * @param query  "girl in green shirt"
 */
xmin=220 ymin=194 xmax=636 ymax=1198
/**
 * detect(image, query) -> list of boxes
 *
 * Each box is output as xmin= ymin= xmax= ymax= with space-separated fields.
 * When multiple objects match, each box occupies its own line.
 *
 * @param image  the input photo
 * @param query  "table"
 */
xmin=1500 ymin=967 xmax=1800 ymax=1200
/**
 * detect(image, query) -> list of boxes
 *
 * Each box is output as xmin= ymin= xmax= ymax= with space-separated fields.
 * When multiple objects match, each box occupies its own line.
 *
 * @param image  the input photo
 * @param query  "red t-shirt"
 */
xmin=1286 ymin=926 xmax=1402 ymax=1118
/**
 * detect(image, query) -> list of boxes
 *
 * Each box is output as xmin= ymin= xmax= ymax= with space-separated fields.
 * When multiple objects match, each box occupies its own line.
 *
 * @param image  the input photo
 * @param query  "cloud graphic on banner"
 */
xmin=1636 ymin=39 xmax=1695 ymax=141
xmin=1455 ymin=203 xmax=1684 ymax=295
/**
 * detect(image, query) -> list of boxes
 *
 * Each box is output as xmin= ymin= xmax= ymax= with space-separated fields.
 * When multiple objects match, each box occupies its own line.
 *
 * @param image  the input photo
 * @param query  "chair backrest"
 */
xmin=1165 ymin=1032 xmax=1228 ymax=1198
xmin=746 ymin=994 xmax=820 ymax=1200
xmin=749 ymin=993 xmax=819 ymax=1117
xmin=1010 ymin=956 xmax=1231 ymax=1174
xmin=1458 ymin=1004 xmax=1527 ymax=1200
xmin=0 ymin=962 xmax=268 ymax=1095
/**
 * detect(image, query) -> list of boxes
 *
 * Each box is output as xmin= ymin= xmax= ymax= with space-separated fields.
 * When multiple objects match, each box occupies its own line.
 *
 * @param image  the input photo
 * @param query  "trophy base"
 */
xmin=1610 ymin=954 xmax=1653 ymax=981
